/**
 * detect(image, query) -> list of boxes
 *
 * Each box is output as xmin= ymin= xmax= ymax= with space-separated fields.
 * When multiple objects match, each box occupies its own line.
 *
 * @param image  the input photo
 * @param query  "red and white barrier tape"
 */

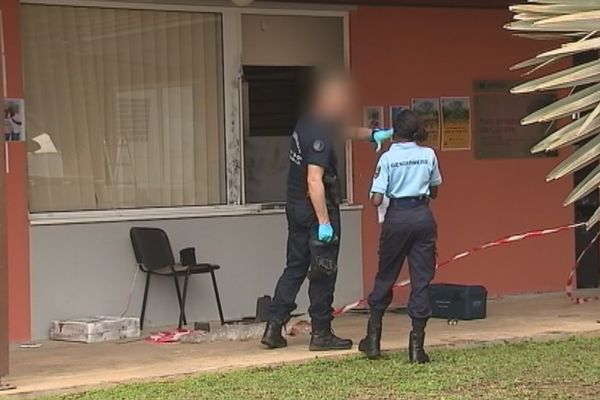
xmin=566 ymin=231 xmax=600 ymax=304
xmin=146 ymin=329 xmax=191 ymax=344
xmin=334 ymin=222 xmax=587 ymax=316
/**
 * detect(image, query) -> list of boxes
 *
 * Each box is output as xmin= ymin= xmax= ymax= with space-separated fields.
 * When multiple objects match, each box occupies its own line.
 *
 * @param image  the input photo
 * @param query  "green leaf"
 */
xmin=521 ymin=82 xmax=600 ymax=124
xmin=546 ymin=133 xmax=600 ymax=181
xmin=564 ymin=163 xmax=600 ymax=205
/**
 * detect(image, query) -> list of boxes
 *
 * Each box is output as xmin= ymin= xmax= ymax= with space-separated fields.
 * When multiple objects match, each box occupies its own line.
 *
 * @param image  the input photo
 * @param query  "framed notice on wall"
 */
xmin=363 ymin=106 xmax=384 ymax=130
xmin=411 ymin=98 xmax=441 ymax=148
xmin=473 ymin=80 xmax=557 ymax=159
xmin=4 ymin=98 xmax=25 ymax=141
xmin=441 ymin=97 xmax=471 ymax=151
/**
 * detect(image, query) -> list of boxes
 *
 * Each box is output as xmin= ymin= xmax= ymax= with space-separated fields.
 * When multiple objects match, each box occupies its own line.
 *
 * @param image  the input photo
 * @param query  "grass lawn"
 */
xmin=45 ymin=336 xmax=600 ymax=400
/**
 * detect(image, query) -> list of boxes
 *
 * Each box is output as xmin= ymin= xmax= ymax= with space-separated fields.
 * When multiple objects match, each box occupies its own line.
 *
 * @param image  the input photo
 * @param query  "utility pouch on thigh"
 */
xmin=308 ymin=237 xmax=339 ymax=281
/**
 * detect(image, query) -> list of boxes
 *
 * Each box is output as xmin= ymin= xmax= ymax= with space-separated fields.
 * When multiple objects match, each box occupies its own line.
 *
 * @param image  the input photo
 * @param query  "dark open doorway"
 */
xmin=574 ymin=167 xmax=600 ymax=288
xmin=573 ymin=51 xmax=600 ymax=289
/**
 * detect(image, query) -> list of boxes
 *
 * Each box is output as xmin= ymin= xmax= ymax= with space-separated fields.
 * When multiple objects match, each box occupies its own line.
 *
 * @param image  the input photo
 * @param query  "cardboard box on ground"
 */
xmin=50 ymin=316 xmax=140 ymax=343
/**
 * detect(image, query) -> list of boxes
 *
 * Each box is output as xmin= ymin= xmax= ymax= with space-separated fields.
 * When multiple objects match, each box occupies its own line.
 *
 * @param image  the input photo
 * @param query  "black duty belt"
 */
xmin=389 ymin=196 xmax=429 ymax=208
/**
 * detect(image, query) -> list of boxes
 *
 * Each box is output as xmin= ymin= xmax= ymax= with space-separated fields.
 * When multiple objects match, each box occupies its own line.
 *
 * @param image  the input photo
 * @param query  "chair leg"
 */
xmin=210 ymin=270 xmax=225 ymax=325
xmin=173 ymin=275 xmax=188 ymax=326
xmin=179 ymin=272 xmax=191 ymax=330
xmin=140 ymin=274 xmax=151 ymax=331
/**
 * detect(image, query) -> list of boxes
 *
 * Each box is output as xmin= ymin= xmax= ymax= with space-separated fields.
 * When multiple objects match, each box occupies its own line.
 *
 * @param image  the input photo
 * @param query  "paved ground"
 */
xmin=2 ymin=292 xmax=600 ymax=398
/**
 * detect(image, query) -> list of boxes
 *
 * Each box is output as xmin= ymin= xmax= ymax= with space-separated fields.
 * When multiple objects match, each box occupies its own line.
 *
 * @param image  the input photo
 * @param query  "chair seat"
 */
xmin=150 ymin=263 xmax=220 ymax=276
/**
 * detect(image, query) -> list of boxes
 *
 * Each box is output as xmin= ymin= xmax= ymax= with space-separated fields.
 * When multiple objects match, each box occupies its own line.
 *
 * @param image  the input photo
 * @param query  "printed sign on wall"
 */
xmin=441 ymin=97 xmax=471 ymax=151
xmin=411 ymin=98 xmax=441 ymax=148
xmin=473 ymin=80 xmax=556 ymax=159
xmin=363 ymin=106 xmax=384 ymax=130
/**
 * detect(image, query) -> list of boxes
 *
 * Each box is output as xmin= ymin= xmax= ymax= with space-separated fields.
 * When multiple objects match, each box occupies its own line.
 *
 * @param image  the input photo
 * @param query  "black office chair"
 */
xmin=129 ymin=227 xmax=225 ymax=330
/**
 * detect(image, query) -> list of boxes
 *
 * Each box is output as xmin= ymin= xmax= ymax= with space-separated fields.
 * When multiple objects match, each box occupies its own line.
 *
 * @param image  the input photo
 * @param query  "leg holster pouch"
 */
xmin=308 ymin=237 xmax=339 ymax=281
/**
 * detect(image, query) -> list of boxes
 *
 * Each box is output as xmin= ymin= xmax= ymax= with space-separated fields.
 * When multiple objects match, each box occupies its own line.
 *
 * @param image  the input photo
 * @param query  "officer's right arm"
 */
xmin=306 ymin=133 xmax=334 ymax=228
xmin=307 ymin=165 xmax=330 ymax=225
xmin=370 ymin=155 xmax=389 ymax=207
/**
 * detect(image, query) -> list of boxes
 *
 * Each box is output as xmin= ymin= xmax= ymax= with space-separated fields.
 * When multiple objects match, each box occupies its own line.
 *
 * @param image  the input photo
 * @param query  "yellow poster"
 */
xmin=411 ymin=98 xmax=440 ymax=148
xmin=441 ymin=97 xmax=471 ymax=151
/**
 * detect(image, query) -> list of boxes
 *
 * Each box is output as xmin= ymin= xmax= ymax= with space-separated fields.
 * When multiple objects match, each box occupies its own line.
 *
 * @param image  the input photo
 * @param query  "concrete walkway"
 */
xmin=2 ymin=292 xmax=600 ymax=398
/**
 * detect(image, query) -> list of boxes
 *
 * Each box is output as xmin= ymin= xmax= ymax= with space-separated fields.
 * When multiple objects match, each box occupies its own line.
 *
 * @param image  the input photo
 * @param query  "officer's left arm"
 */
xmin=429 ymin=152 xmax=443 ymax=200
xmin=371 ymin=193 xmax=384 ymax=207
xmin=429 ymin=186 xmax=439 ymax=199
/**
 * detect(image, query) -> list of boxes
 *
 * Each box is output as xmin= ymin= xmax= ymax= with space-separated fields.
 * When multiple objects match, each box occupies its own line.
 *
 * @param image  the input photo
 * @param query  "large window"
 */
xmin=23 ymin=5 xmax=225 ymax=212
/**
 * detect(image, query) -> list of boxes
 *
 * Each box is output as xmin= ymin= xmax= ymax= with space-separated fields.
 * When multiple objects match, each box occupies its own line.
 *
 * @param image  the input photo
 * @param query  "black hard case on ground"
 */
xmin=429 ymin=284 xmax=487 ymax=320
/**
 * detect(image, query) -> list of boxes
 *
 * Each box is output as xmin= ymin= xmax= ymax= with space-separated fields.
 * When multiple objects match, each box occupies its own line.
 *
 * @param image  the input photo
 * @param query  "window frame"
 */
xmin=24 ymin=0 xmax=354 ymax=225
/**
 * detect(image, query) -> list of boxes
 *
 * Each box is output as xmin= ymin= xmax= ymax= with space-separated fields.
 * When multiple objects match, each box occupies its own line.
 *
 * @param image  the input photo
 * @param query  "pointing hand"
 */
xmin=372 ymin=129 xmax=394 ymax=152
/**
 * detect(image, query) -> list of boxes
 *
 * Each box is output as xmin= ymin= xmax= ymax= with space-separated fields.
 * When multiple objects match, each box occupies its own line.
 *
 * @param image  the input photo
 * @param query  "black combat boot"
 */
xmin=358 ymin=311 xmax=383 ymax=360
xmin=309 ymin=329 xmax=353 ymax=351
xmin=408 ymin=330 xmax=430 ymax=364
xmin=261 ymin=321 xmax=287 ymax=349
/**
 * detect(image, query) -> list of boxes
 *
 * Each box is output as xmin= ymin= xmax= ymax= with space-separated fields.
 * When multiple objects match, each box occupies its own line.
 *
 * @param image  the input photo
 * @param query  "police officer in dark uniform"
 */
xmin=261 ymin=75 xmax=394 ymax=351
xmin=359 ymin=109 xmax=442 ymax=362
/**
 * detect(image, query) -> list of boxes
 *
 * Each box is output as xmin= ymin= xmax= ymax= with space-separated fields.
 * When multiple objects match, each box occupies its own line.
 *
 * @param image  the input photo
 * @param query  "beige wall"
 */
xmin=242 ymin=14 xmax=344 ymax=68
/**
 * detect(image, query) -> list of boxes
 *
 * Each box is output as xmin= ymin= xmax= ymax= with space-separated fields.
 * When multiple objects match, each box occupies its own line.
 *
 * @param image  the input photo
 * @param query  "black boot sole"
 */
xmin=261 ymin=338 xmax=288 ymax=349
xmin=358 ymin=340 xmax=380 ymax=360
xmin=309 ymin=343 xmax=353 ymax=352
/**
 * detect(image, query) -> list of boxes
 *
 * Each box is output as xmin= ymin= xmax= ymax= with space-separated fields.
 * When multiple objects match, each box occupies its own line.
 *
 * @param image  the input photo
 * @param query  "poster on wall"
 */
xmin=389 ymin=105 xmax=409 ymax=128
xmin=473 ymin=80 xmax=557 ymax=159
xmin=4 ymin=98 xmax=25 ymax=141
xmin=363 ymin=106 xmax=384 ymax=130
xmin=411 ymin=98 xmax=441 ymax=148
xmin=441 ymin=97 xmax=471 ymax=151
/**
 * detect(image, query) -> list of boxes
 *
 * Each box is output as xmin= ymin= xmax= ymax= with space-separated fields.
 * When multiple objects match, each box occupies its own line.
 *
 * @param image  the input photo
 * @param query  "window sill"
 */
xmin=29 ymin=203 xmax=364 ymax=226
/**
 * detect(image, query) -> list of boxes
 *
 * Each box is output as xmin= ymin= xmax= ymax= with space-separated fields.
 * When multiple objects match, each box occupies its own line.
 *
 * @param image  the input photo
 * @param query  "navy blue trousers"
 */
xmin=368 ymin=203 xmax=437 ymax=320
xmin=268 ymin=199 xmax=340 ymax=331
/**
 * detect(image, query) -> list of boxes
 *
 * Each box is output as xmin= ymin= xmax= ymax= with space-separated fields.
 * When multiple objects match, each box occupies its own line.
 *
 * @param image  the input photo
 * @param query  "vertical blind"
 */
xmin=23 ymin=5 xmax=225 ymax=212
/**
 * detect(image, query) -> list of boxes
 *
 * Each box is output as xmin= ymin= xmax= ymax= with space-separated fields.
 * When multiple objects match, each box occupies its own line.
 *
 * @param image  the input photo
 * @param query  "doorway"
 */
xmin=573 ymin=51 xmax=600 ymax=289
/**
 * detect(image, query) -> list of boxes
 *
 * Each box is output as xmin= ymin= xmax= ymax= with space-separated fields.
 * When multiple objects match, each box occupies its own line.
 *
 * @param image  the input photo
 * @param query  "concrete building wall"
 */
xmin=29 ymin=209 xmax=362 ymax=339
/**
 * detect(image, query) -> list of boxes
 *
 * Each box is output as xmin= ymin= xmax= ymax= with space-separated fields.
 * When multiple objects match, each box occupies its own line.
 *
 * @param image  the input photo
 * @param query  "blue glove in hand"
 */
xmin=318 ymin=223 xmax=334 ymax=243
xmin=372 ymin=128 xmax=394 ymax=152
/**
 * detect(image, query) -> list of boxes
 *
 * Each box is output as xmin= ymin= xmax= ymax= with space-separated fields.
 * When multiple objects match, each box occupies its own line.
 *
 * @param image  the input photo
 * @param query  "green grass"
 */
xmin=45 ymin=336 xmax=600 ymax=400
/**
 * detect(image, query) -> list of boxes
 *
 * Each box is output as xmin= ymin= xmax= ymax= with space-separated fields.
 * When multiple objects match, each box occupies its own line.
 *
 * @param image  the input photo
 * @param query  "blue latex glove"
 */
xmin=318 ymin=223 xmax=334 ymax=243
xmin=372 ymin=128 xmax=394 ymax=152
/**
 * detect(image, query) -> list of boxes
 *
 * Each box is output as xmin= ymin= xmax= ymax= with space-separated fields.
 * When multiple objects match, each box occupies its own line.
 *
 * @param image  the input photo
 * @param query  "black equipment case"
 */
xmin=429 ymin=284 xmax=487 ymax=320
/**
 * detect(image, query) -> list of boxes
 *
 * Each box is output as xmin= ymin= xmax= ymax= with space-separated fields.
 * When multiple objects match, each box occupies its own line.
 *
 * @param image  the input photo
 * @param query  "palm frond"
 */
xmin=507 ymin=1 xmax=600 ymax=228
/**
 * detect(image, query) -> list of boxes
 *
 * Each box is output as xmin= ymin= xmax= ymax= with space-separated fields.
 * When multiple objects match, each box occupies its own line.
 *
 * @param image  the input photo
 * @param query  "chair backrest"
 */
xmin=129 ymin=227 xmax=175 ymax=271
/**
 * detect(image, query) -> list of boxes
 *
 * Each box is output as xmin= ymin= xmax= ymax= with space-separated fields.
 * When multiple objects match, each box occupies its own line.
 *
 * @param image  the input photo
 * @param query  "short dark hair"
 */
xmin=393 ymin=109 xmax=428 ymax=142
